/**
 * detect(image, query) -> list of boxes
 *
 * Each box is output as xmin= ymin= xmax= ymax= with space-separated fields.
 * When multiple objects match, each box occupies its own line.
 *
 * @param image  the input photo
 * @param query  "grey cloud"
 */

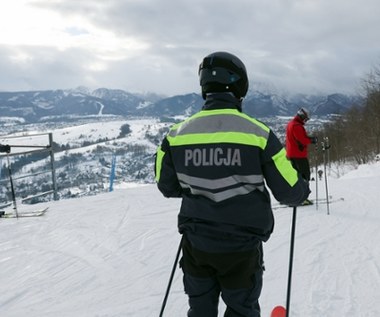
xmin=3 ymin=0 xmax=380 ymax=95
xmin=0 ymin=46 xmax=98 ymax=91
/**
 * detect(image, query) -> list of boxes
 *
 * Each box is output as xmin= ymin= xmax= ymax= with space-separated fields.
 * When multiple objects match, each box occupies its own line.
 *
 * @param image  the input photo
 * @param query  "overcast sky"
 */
xmin=1 ymin=0 xmax=379 ymax=96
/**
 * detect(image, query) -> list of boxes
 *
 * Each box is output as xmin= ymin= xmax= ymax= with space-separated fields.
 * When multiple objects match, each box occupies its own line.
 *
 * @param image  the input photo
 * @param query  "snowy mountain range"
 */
xmin=0 ymin=87 xmax=362 ymax=124
xmin=0 ymin=86 xmax=363 ymax=205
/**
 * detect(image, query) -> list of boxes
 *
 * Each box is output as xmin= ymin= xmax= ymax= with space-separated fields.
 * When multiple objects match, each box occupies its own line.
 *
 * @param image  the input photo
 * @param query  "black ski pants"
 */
xmin=180 ymin=236 xmax=264 ymax=317
xmin=289 ymin=157 xmax=311 ymax=181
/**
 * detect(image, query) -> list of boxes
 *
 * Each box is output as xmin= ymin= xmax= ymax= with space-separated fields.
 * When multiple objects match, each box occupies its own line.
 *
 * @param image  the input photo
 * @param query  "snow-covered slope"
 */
xmin=1 ymin=162 xmax=379 ymax=316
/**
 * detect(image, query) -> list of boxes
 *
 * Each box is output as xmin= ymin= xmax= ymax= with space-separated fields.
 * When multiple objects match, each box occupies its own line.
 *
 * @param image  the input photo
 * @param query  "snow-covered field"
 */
xmin=1 ymin=161 xmax=379 ymax=317
xmin=0 ymin=118 xmax=169 ymax=194
xmin=0 ymin=118 xmax=166 ymax=153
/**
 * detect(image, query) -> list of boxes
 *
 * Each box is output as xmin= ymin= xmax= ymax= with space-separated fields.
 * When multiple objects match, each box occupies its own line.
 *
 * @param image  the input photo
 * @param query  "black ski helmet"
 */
xmin=198 ymin=51 xmax=249 ymax=100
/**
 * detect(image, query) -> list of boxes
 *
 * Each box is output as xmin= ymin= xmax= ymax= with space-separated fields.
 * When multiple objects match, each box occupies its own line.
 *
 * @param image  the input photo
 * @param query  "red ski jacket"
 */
xmin=285 ymin=116 xmax=312 ymax=158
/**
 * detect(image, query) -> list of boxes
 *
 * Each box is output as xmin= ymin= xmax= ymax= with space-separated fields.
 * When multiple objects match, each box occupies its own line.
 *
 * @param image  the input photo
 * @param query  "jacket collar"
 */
xmin=202 ymin=93 xmax=242 ymax=112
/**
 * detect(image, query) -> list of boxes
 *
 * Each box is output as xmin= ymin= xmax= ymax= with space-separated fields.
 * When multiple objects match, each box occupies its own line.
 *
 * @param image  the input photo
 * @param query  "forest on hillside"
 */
xmin=313 ymin=64 xmax=380 ymax=166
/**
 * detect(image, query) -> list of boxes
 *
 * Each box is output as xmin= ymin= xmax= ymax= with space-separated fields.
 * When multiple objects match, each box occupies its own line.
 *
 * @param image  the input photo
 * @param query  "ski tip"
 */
xmin=271 ymin=305 xmax=286 ymax=317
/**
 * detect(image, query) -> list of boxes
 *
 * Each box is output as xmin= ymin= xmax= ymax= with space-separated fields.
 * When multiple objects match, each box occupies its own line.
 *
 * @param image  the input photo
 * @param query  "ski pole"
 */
xmin=322 ymin=139 xmax=330 ymax=215
xmin=315 ymin=144 xmax=318 ymax=210
xmin=159 ymin=235 xmax=183 ymax=317
xmin=6 ymin=154 xmax=18 ymax=218
xmin=323 ymin=149 xmax=330 ymax=215
xmin=286 ymin=206 xmax=297 ymax=317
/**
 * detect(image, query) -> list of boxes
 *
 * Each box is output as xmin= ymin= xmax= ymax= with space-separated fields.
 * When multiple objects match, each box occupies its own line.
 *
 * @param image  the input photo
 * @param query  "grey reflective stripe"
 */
xmin=180 ymin=183 xmax=264 ymax=202
xmin=168 ymin=114 xmax=269 ymax=139
xmin=177 ymin=172 xmax=263 ymax=190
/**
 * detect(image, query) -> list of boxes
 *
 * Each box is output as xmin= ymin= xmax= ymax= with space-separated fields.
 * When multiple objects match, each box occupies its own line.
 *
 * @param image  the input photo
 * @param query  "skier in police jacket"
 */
xmin=155 ymin=52 xmax=310 ymax=317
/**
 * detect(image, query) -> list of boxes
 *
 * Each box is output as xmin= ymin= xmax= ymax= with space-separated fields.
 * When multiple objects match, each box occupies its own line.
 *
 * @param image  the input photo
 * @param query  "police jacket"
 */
xmin=286 ymin=115 xmax=312 ymax=159
xmin=155 ymin=93 xmax=310 ymax=252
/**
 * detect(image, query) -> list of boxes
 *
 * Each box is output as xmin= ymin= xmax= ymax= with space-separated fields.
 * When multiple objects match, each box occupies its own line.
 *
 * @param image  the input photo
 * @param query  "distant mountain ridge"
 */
xmin=0 ymin=87 xmax=362 ymax=123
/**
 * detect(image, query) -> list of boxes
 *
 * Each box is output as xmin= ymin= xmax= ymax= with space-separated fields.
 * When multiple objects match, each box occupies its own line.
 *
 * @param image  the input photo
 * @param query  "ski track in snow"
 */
xmin=1 ymin=163 xmax=380 ymax=316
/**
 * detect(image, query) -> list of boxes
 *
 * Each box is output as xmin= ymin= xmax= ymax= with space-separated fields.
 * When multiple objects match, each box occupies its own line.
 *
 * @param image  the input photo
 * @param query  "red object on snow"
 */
xmin=271 ymin=305 xmax=286 ymax=317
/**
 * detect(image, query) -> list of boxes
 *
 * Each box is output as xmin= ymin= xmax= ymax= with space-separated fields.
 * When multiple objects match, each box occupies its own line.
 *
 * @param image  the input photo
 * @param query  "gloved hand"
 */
xmin=309 ymin=136 xmax=318 ymax=144
xmin=0 ymin=144 xmax=11 ymax=153
xmin=297 ymin=143 xmax=305 ymax=151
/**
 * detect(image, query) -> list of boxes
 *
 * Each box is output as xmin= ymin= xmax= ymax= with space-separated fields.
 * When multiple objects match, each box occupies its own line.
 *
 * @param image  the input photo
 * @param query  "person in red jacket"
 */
xmin=285 ymin=108 xmax=317 ymax=204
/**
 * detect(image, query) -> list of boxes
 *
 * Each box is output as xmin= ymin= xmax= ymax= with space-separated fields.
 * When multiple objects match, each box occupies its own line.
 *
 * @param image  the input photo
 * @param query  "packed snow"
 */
xmin=1 ymin=161 xmax=380 ymax=317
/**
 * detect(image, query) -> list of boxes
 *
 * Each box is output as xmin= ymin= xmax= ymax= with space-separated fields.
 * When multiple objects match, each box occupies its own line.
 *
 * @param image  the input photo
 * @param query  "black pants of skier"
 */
xmin=180 ymin=236 xmax=264 ymax=317
xmin=289 ymin=157 xmax=311 ymax=181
